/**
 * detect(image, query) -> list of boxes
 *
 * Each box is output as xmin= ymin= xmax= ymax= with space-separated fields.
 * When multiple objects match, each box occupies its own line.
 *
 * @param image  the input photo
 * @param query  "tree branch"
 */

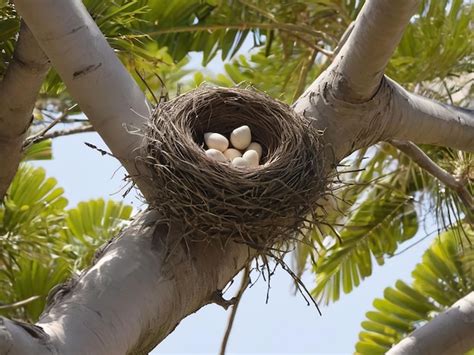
xmin=0 ymin=211 xmax=252 ymax=354
xmin=332 ymin=0 xmax=420 ymax=102
xmin=386 ymin=79 xmax=474 ymax=152
xmin=388 ymin=292 xmax=474 ymax=355
xmin=292 ymin=1 xmax=471 ymax=162
xmin=0 ymin=21 xmax=49 ymax=200
xmin=390 ymin=140 xmax=473 ymax=220
xmin=13 ymin=0 xmax=154 ymax=200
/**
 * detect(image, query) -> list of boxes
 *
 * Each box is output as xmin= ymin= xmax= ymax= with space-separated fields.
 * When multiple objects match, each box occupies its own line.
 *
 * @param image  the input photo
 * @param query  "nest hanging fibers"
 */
xmin=141 ymin=86 xmax=326 ymax=251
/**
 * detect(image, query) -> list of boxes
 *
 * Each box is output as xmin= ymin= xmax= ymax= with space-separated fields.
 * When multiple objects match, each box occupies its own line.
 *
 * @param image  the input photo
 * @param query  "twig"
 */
xmin=0 ymin=296 xmax=41 ymax=310
xmin=135 ymin=69 xmax=159 ymax=105
xmin=272 ymin=254 xmax=322 ymax=315
xmin=210 ymin=291 xmax=237 ymax=310
xmin=23 ymin=125 xmax=95 ymax=148
xmin=237 ymin=0 xmax=276 ymax=22
xmin=390 ymin=140 xmax=473 ymax=221
xmin=123 ymin=22 xmax=336 ymax=45
xmin=84 ymin=142 xmax=113 ymax=157
xmin=219 ymin=264 xmax=250 ymax=355
xmin=292 ymin=48 xmax=319 ymax=102
xmin=23 ymin=108 xmax=73 ymax=148
xmin=442 ymin=80 xmax=454 ymax=106
xmin=235 ymin=0 xmax=334 ymax=57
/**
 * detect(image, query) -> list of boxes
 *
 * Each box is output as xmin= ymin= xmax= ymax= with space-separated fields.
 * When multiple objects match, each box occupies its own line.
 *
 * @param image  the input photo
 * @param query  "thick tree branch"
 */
xmin=388 ymin=292 xmax=474 ymax=355
xmin=292 ymin=74 xmax=394 ymax=163
xmin=0 ymin=21 xmax=49 ymax=200
xmin=332 ymin=0 xmax=420 ymax=102
xmin=0 ymin=211 xmax=252 ymax=354
xmin=13 ymin=0 xmax=154 ymax=200
xmin=0 ymin=318 xmax=53 ymax=354
xmin=293 ymin=1 xmax=471 ymax=161
xmin=390 ymin=140 xmax=473 ymax=221
xmin=386 ymin=79 xmax=474 ymax=152
xmin=293 ymin=74 xmax=473 ymax=164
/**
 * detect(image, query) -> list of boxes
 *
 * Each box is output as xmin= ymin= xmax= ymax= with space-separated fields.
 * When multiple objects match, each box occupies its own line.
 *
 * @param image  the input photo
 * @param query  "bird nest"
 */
xmin=140 ymin=86 xmax=326 ymax=251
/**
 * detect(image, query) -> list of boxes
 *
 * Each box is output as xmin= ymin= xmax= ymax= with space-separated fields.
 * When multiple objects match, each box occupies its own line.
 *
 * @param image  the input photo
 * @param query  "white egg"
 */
xmin=245 ymin=142 xmax=263 ymax=159
xmin=231 ymin=157 xmax=248 ymax=168
xmin=223 ymin=148 xmax=242 ymax=161
xmin=242 ymin=150 xmax=259 ymax=167
xmin=230 ymin=125 xmax=251 ymax=150
xmin=204 ymin=132 xmax=229 ymax=152
xmin=205 ymin=149 xmax=227 ymax=162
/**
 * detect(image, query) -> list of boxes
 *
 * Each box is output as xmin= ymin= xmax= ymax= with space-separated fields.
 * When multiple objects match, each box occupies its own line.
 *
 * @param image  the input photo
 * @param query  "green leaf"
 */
xmin=355 ymin=224 xmax=473 ymax=353
xmin=312 ymin=192 xmax=418 ymax=305
xmin=22 ymin=140 xmax=53 ymax=161
xmin=64 ymin=199 xmax=132 ymax=269
xmin=0 ymin=18 xmax=19 ymax=43
xmin=1 ymin=165 xmax=67 ymax=236
xmin=7 ymin=258 xmax=70 ymax=322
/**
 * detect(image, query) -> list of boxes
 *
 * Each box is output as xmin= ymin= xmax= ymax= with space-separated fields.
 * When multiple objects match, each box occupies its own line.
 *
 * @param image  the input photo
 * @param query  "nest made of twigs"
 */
xmin=141 ymin=86 xmax=326 ymax=251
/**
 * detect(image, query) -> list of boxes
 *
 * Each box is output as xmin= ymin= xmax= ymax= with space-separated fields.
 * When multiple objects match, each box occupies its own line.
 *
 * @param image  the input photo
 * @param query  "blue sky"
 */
xmin=32 ymin=45 xmax=437 ymax=354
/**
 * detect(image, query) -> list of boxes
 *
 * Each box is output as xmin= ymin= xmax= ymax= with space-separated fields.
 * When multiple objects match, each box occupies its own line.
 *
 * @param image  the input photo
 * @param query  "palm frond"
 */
xmin=21 ymin=140 xmax=53 ymax=161
xmin=62 ymin=199 xmax=133 ymax=269
xmin=0 ymin=168 xmax=133 ymax=322
xmin=355 ymin=224 xmax=474 ymax=354
xmin=312 ymin=190 xmax=418 ymax=304
xmin=0 ymin=258 xmax=70 ymax=322
xmin=388 ymin=0 xmax=473 ymax=84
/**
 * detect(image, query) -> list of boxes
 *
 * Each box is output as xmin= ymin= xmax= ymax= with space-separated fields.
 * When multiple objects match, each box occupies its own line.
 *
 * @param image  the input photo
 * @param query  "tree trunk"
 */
xmin=1 ymin=0 xmax=473 ymax=353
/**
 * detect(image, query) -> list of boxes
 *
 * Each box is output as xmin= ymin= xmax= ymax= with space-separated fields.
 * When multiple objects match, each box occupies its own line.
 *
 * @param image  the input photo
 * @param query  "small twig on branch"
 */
xmin=84 ymin=141 xmax=114 ymax=157
xmin=292 ymin=48 xmax=319 ymax=102
xmin=234 ymin=1 xmax=335 ymax=57
xmin=219 ymin=264 xmax=250 ymax=355
xmin=210 ymin=291 xmax=237 ymax=310
xmin=125 ymin=22 xmax=337 ymax=47
xmin=23 ymin=109 xmax=70 ymax=148
xmin=23 ymin=125 xmax=95 ymax=148
xmin=390 ymin=140 xmax=473 ymax=220
xmin=0 ymin=296 xmax=41 ymax=310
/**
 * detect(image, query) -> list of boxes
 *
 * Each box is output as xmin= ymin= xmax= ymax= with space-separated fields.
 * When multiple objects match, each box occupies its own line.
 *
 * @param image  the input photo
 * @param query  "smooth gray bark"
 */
xmin=333 ymin=0 xmax=421 ymax=102
xmin=12 ymin=0 xmax=155 ymax=199
xmin=0 ymin=211 xmax=251 ymax=354
xmin=1 ymin=0 xmax=473 ymax=353
xmin=387 ymin=79 xmax=474 ymax=152
xmin=293 ymin=74 xmax=474 ymax=163
xmin=0 ymin=22 xmax=49 ymax=200
xmin=388 ymin=292 xmax=474 ymax=355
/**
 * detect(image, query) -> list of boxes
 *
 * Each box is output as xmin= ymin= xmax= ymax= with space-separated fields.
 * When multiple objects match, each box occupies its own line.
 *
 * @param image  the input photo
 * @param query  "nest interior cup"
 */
xmin=142 ymin=86 xmax=326 ymax=250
